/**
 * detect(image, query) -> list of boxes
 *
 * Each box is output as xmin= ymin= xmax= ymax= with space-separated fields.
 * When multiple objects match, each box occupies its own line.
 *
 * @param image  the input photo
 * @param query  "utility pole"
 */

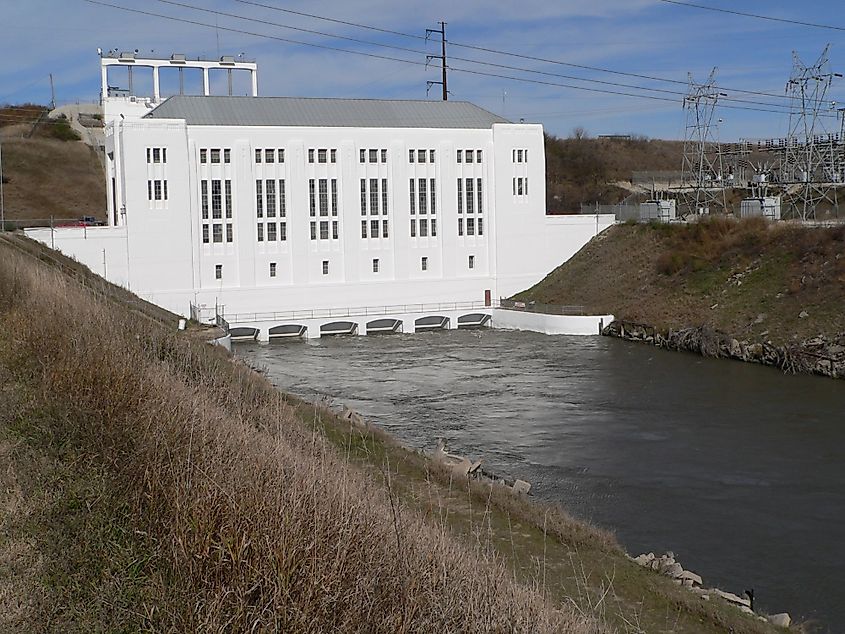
xmin=425 ymin=21 xmax=448 ymax=101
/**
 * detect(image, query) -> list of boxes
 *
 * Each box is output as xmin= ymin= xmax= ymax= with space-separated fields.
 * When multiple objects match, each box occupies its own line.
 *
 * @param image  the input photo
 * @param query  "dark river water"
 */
xmin=236 ymin=330 xmax=845 ymax=630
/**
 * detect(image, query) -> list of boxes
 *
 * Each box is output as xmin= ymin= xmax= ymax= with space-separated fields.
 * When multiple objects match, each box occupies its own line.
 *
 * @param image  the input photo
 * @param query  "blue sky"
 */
xmin=1 ymin=0 xmax=844 ymax=140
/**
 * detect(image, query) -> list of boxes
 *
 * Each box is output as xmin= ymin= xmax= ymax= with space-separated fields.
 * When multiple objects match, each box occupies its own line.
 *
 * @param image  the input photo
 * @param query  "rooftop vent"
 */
xmin=119 ymin=51 xmax=136 ymax=61
xmin=170 ymin=53 xmax=186 ymax=64
xmin=219 ymin=55 xmax=236 ymax=65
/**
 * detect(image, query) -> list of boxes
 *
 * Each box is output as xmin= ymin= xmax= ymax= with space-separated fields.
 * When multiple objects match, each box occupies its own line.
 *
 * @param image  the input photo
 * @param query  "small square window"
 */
xmin=369 ymin=149 xmax=378 ymax=163
xmin=372 ymin=258 xmax=379 ymax=273
xmin=255 ymin=149 xmax=262 ymax=163
xmin=381 ymin=149 xmax=387 ymax=163
xmin=468 ymin=255 xmax=475 ymax=269
xmin=308 ymin=149 xmax=315 ymax=163
xmin=360 ymin=149 xmax=366 ymax=163
xmin=224 ymin=149 xmax=231 ymax=164
xmin=200 ymin=149 xmax=208 ymax=163
xmin=330 ymin=149 xmax=336 ymax=163
xmin=211 ymin=149 xmax=221 ymax=163
xmin=322 ymin=260 xmax=329 ymax=275
xmin=270 ymin=262 xmax=277 ymax=277
xmin=421 ymin=256 xmax=428 ymax=271
xmin=318 ymin=149 xmax=327 ymax=163
xmin=215 ymin=264 xmax=222 ymax=280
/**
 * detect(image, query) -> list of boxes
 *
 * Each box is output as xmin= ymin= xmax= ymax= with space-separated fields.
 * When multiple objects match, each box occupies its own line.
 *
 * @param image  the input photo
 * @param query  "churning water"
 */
xmin=236 ymin=330 xmax=845 ymax=629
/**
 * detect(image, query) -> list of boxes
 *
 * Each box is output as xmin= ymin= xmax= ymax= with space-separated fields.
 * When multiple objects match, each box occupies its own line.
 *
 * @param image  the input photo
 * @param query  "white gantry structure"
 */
xmin=27 ymin=54 xmax=614 ymax=339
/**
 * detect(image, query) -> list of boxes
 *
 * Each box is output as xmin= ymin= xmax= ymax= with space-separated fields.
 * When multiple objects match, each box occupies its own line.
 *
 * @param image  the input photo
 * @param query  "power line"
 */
xmin=80 ymin=0 xmax=838 ymax=119
xmin=149 ymin=0 xmax=804 ymax=113
xmin=656 ymin=0 xmax=845 ymax=32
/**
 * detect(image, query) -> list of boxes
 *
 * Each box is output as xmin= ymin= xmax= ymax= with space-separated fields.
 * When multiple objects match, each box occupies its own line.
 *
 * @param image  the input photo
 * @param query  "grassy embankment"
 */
xmin=0 ymin=104 xmax=105 ymax=222
xmin=0 ymin=233 xmax=786 ymax=632
xmin=517 ymin=217 xmax=845 ymax=347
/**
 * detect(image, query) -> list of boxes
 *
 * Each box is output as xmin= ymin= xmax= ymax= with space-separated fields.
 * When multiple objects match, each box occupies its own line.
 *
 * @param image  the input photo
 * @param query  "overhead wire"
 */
xmin=149 ymin=0 xmax=804 ymax=113
xmin=655 ymin=0 xmax=845 ymax=32
xmin=79 ymin=0 xmax=839 ymax=119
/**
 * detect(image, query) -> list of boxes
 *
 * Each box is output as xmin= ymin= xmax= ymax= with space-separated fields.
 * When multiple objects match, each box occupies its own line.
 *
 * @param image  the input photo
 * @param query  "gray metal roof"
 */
xmin=144 ymin=95 xmax=509 ymax=129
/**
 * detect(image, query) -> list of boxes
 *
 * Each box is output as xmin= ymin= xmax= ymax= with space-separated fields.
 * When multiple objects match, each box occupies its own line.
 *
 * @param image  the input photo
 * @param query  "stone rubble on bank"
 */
xmin=630 ymin=551 xmax=791 ymax=627
xmin=602 ymin=320 xmax=845 ymax=379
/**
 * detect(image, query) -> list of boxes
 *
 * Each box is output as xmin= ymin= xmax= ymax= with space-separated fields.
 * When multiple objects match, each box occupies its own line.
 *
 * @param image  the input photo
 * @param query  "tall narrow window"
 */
xmin=409 ymin=179 xmax=415 ymax=214
xmin=163 ymin=181 xmax=168 ymax=200
xmin=466 ymin=178 xmax=474 ymax=214
xmin=430 ymin=179 xmax=436 ymax=215
xmin=372 ymin=258 xmax=379 ymax=273
xmin=525 ymin=177 xmax=529 ymax=195
xmin=331 ymin=179 xmax=337 ymax=216
xmin=360 ymin=149 xmax=366 ymax=163
xmin=266 ymin=180 xmax=276 ymax=218
xmin=361 ymin=220 xmax=367 ymax=238
xmin=381 ymin=178 xmax=388 ymax=214
xmin=371 ymin=219 xmax=379 ymax=238
xmin=255 ymin=180 xmax=263 ymax=217
xmin=457 ymin=149 xmax=463 ymax=163
xmin=146 ymin=148 xmax=151 ymax=163
xmin=154 ymin=180 xmax=161 ymax=200
xmin=318 ymin=179 xmax=328 ymax=216
xmin=420 ymin=218 xmax=428 ymax=237
xmin=318 ymin=148 xmax=327 ymax=163
xmin=369 ymin=149 xmax=378 ymax=163
xmin=477 ymin=179 xmax=483 ymax=214
xmin=309 ymin=179 xmax=316 ymax=217
xmin=465 ymin=149 xmax=473 ymax=164
xmin=201 ymin=181 xmax=208 ymax=219
xmin=467 ymin=217 xmax=475 ymax=236
xmin=360 ymin=179 xmax=367 ymax=215
xmin=418 ymin=149 xmax=426 ymax=163
xmin=203 ymin=225 xmax=210 ymax=243
xmin=310 ymin=222 xmax=316 ymax=240
xmin=257 ymin=223 xmax=264 ymax=242
xmin=382 ymin=219 xmax=388 ymax=237
xmin=369 ymin=178 xmax=379 ymax=215
xmin=418 ymin=178 xmax=427 ymax=215
xmin=322 ymin=260 xmax=329 ymax=275
xmin=457 ymin=179 xmax=463 ymax=214
xmin=308 ymin=149 xmax=315 ymax=163
xmin=211 ymin=149 xmax=221 ymax=164
xmin=458 ymin=218 xmax=464 ymax=236
xmin=147 ymin=180 xmax=152 ymax=201
xmin=381 ymin=149 xmax=387 ymax=163
xmin=409 ymin=149 xmax=415 ymax=163
xmin=421 ymin=256 xmax=428 ymax=271
xmin=279 ymin=149 xmax=285 ymax=162
xmin=476 ymin=150 xmax=482 ymax=163
xmin=320 ymin=221 xmax=329 ymax=240
xmin=330 ymin=149 xmax=336 ymax=163
xmin=226 ymin=223 xmax=233 ymax=242
xmin=213 ymin=224 xmax=223 ymax=243
xmin=270 ymin=262 xmax=277 ymax=277
xmin=279 ymin=180 xmax=286 ymax=217
xmin=468 ymin=255 xmax=475 ymax=269
xmin=215 ymin=264 xmax=222 ymax=279
xmin=224 ymin=180 xmax=232 ymax=218
xmin=429 ymin=149 xmax=435 ymax=162
xmin=431 ymin=218 xmax=437 ymax=237
xmin=478 ymin=218 xmax=484 ymax=235
xmin=265 ymin=149 xmax=274 ymax=163
xmin=410 ymin=219 xmax=416 ymax=237
xmin=211 ymin=180 xmax=222 ymax=219
xmin=267 ymin=222 xmax=277 ymax=241
xmin=280 ymin=221 xmax=288 ymax=241
xmin=255 ymin=149 xmax=262 ymax=163
xmin=200 ymin=149 xmax=207 ymax=164
xmin=153 ymin=148 xmax=161 ymax=163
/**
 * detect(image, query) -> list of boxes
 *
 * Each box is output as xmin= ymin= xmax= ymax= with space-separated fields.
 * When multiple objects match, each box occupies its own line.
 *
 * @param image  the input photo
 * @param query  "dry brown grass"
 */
xmin=0 ymin=247 xmax=598 ymax=631
xmin=516 ymin=218 xmax=845 ymax=346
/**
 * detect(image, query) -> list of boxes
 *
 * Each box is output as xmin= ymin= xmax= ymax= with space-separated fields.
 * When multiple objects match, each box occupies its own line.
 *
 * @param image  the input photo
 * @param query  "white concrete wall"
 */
xmin=35 ymin=111 xmax=615 ymax=321
xmin=491 ymin=308 xmax=614 ymax=336
xmin=24 ymin=226 xmax=129 ymax=287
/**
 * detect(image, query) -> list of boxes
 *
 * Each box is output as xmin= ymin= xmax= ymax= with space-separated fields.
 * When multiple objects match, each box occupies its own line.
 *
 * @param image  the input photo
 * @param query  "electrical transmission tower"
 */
xmin=425 ymin=22 xmax=448 ymax=100
xmin=780 ymin=45 xmax=841 ymax=220
xmin=680 ymin=68 xmax=727 ymax=216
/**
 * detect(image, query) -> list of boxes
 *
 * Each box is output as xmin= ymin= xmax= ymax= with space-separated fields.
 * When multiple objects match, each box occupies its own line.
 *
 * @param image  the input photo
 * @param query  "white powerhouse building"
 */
xmin=28 ymin=54 xmax=614 ymax=338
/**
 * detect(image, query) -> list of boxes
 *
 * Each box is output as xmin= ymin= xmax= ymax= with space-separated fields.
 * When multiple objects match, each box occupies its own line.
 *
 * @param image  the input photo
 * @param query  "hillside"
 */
xmin=0 ymin=232 xmax=787 ymax=632
xmin=1 ymin=104 xmax=106 ymax=223
xmin=545 ymin=134 xmax=684 ymax=212
xmin=516 ymin=218 xmax=845 ymax=348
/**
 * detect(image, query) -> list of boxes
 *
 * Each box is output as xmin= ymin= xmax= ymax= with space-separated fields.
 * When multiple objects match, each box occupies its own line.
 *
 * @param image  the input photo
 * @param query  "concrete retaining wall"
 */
xmin=491 ymin=309 xmax=613 ymax=336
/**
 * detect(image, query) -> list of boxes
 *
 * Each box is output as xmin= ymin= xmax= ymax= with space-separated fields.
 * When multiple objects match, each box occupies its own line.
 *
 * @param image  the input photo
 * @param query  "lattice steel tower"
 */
xmin=681 ymin=68 xmax=727 ymax=216
xmin=782 ymin=45 xmax=840 ymax=220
